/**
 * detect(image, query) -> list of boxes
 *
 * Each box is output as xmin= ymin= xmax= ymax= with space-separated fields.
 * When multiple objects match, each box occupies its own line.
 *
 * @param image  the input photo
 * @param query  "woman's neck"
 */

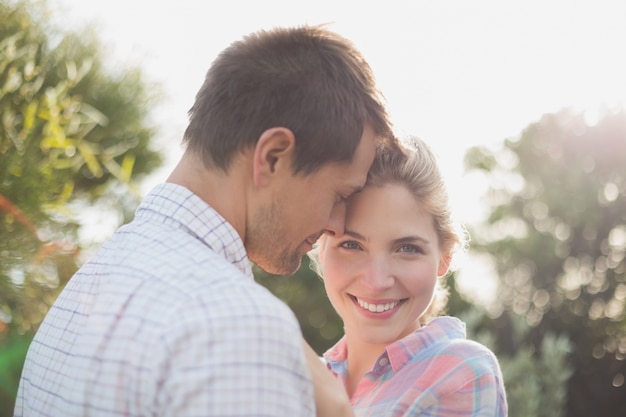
xmin=344 ymin=335 xmax=388 ymax=397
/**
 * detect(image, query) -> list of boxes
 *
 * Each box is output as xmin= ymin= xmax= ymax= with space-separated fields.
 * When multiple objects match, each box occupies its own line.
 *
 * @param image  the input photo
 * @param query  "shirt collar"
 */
xmin=136 ymin=182 xmax=253 ymax=280
xmin=324 ymin=316 xmax=467 ymax=375
xmin=387 ymin=317 xmax=466 ymax=372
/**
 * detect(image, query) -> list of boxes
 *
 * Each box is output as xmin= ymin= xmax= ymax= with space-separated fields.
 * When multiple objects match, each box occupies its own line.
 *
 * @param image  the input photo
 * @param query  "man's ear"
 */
xmin=252 ymin=127 xmax=296 ymax=186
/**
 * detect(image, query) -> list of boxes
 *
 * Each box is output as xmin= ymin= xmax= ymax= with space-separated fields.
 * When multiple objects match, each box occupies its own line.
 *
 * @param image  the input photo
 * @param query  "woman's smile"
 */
xmin=349 ymin=294 xmax=407 ymax=317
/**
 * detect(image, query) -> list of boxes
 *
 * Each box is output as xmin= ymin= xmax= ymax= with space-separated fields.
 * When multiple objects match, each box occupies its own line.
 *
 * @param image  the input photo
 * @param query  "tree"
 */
xmin=465 ymin=108 xmax=626 ymax=417
xmin=0 ymin=1 xmax=163 ymax=413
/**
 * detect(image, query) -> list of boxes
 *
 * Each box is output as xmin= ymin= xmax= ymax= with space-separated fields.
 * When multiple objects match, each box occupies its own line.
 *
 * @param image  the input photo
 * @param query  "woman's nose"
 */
xmin=360 ymin=256 xmax=395 ymax=291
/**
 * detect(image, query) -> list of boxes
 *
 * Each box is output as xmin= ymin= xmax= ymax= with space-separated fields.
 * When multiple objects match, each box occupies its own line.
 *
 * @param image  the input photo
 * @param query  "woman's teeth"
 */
xmin=356 ymin=298 xmax=400 ymax=313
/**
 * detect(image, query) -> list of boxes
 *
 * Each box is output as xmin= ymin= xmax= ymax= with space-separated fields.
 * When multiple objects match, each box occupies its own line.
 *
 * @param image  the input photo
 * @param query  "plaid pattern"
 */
xmin=15 ymin=183 xmax=315 ymax=417
xmin=325 ymin=316 xmax=508 ymax=417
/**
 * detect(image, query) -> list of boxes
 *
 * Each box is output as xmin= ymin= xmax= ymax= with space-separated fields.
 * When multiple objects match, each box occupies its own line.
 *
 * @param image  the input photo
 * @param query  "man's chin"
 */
xmin=275 ymin=258 xmax=303 ymax=276
xmin=254 ymin=255 xmax=302 ymax=277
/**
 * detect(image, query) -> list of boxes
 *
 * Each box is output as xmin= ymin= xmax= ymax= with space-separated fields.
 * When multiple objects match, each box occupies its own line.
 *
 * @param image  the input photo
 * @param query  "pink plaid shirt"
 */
xmin=324 ymin=316 xmax=507 ymax=417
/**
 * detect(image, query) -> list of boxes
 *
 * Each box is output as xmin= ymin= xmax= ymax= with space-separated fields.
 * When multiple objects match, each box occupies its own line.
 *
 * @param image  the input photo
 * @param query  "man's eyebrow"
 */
xmin=349 ymin=185 xmax=364 ymax=195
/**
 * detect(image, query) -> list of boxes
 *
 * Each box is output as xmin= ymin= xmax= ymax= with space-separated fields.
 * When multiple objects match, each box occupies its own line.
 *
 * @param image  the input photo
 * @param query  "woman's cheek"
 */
xmin=324 ymin=253 xmax=357 ymax=284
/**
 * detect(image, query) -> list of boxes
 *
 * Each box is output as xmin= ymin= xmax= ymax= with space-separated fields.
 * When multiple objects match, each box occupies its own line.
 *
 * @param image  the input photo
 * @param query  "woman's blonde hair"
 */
xmin=309 ymin=136 xmax=468 ymax=324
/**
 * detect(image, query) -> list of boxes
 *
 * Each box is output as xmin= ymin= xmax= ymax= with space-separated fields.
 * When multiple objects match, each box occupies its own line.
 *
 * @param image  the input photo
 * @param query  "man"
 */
xmin=15 ymin=25 xmax=394 ymax=417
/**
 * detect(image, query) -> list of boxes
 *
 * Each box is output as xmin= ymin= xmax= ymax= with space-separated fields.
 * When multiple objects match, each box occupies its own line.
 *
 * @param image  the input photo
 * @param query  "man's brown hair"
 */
xmin=183 ymin=24 xmax=393 ymax=174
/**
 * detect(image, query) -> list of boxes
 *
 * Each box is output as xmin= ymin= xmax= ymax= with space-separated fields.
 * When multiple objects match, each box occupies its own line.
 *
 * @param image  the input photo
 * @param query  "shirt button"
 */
xmin=378 ymin=357 xmax=389 ymax=367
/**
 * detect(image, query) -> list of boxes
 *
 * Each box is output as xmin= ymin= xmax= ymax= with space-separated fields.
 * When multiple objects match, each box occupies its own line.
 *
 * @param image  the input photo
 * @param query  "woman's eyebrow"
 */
xmin=393 ymin=235 xmax=431 ymax=245
xmin=343 ymin=229 xmax=367 ymax=241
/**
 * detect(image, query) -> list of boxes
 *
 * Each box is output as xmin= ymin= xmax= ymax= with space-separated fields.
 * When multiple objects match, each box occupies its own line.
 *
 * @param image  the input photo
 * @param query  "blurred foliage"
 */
xmin=0 ymin=0 xmax=163 ymax=414
xmin=465 ymin=108 xmax=626 ymax=417
xmin=458 ymin=307 xmax=572 ymax=417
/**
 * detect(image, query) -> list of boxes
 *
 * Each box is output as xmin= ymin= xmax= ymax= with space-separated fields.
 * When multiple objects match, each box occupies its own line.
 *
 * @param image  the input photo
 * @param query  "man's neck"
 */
xmin=166 ymin=151 xmax=250 ymax=241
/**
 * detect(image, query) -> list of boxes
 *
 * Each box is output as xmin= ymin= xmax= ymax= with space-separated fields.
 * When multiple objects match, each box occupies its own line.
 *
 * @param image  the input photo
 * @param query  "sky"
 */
xmin=46 ymin=0 xmax=626 ymax=305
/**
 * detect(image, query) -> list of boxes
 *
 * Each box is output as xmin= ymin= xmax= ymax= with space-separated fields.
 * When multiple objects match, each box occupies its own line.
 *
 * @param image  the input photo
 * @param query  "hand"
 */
xmin=302 ymin=340 xmax=355 ymax=417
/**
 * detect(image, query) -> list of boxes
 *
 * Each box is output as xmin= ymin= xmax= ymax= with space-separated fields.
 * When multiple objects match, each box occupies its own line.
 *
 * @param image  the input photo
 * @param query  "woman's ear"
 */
xmin=437 ymin=252 xmax=452 ymax=277
xmin=252 ymin=127 xmax=295 ymax=186
xmin=317 ymin=237 xmax=327 ymax=265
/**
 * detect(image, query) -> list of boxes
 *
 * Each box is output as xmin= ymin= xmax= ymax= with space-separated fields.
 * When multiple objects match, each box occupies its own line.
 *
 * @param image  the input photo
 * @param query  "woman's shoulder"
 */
xmin=422 ymin=316 xmax=501 ymax=369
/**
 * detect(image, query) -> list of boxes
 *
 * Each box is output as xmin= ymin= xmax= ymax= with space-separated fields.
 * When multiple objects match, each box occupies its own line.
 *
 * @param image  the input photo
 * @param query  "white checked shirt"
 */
xmin=15 ymin=183 xmax=315 ymax=417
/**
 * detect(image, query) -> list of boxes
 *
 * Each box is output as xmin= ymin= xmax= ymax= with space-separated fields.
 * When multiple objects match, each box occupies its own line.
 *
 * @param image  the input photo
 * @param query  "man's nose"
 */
xmin=322 ymin=202 xmax=346 ymax=237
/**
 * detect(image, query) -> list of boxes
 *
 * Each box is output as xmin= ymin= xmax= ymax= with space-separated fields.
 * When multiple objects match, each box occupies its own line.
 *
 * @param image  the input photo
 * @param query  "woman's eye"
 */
xmin=339 ymin=241 xmax=360 ymax=250
xmin=399 ymin=244 xmax=421 ymax=254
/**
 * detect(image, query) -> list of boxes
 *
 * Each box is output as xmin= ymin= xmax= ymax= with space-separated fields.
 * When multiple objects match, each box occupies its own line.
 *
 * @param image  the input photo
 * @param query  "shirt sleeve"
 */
xmin=403 ymin=345 xmax=508 ymax=417
xmin=426 ymin=371 xmax=508 ymax=417
xmin=416 ymin=354 xmax=507 ymax=417
xmin=151 ymin=284 xmax=316 ymax=417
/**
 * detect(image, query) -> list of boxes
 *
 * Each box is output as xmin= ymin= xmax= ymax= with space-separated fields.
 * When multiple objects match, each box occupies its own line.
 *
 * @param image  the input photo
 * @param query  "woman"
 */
xmin=309 ymin=137 xmax=508 ymax=416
